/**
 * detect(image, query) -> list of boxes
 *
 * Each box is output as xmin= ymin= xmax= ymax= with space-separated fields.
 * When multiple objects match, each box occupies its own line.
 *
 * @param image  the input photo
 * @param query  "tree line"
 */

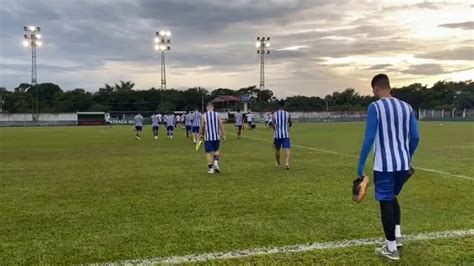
xmin=0 ymin=80 xmax=472 ymax=113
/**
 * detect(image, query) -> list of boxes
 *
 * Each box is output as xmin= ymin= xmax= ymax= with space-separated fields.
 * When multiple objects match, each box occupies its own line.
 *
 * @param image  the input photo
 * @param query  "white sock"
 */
xmin=214 ymin=160 xmax=219 ymax=166
xmin=387 ymin=240 xmax=397 ymax=252
xmin=395 ymin=225 xmax=401 ymax=238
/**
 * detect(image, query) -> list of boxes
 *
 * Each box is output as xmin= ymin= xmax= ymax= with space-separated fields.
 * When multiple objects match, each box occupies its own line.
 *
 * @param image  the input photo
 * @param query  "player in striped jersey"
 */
xmin=200 ymin=103 xmax=226 ymax=174
xmin=151 ymin=113 xmax=160 ymax=140
xmin=134 ymin=113 xmax=144 ymax=140
xmin=234 ymin=109 xmax=244 ymax=139
xmin=184 ymin=111 xmax=193 ymax=138
xmin=272 ymin=101 xmax=292 ymax=170
xmin=166 ymin=112 xmax=176 ymax=139
xmin=357 ymin=74 xmax=419 ymax=261
xmin=192 ymin=108 xmax=202 ymax=144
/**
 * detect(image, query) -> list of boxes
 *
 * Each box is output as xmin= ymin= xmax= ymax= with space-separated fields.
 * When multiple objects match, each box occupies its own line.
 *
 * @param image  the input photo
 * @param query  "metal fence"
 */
xmin=418 ymin=108 xmax=474 ymax=121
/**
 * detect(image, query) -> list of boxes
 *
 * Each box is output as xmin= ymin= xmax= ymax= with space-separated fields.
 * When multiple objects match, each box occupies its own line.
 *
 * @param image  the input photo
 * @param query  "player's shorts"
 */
xmin=135 ymin=126 xmax=142 ymax=131
xmin=186 ymin=125 xmax=192 ymax=131
xmin=236 ymin=125 xmax=242 ymax=130
xmin=152 ymin=126 xmax=159 ymax=131
xmin=274 ymin=138 xmax=291 ymax=150
xmin=167 ymin=126 xmax=174 ymax=131
xmin=192 ymin=126 xmax=200 ymax=133
xmin=204 ymin=140 xmax=220 ymax=153
xmin=374 ymin=170 xmax=411 ymax=201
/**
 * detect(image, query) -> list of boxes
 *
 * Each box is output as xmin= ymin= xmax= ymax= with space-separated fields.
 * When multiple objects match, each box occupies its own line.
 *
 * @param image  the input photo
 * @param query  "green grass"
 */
xmin=0 ymin=122 xmax=473 ymax=264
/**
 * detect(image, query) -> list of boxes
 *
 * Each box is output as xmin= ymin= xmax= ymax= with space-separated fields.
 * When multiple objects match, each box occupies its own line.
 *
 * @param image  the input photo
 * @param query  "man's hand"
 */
xmin=352 ymin=175 xmax=369 ymax=203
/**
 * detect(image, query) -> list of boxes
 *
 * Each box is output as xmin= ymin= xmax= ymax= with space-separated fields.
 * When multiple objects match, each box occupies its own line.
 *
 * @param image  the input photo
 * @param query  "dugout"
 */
xmin=77 ymin=112 xmax=105 ymax=126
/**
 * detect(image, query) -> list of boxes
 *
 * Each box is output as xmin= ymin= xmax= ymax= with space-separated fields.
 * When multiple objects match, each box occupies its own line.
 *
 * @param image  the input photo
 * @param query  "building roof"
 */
xmin=211 ymin=95 xmax=241 ymax=103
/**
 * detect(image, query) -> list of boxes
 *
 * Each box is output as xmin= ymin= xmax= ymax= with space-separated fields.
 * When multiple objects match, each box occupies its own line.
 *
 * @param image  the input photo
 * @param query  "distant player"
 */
xmin=200 ymin=103 xmax=226 ymax=174
xmin=176 ymin=114 xmax=181 ymax=128
xmin=247 ymin=112 xmax=255 ymax=130
xmin=192 ymin=108 xmax=202 ymax=144
xmin=264 ymin=113 xmax=271 ymax=128
xmin=273 ymin=101 xmax=292 ymax=170
xmin=134 ymin=113 xmax=144 ymax=140
xmin=234 ymin=109 xmax=244 ymax=139
xmin=105 ymin=113 xmax=112 ymax=128
xmin=357 ymin=74 xmax=419 ymax=260
xmin=184 ymin=111 xmax=193 ymax=138
xmin=166 ymin=112 xmax=176 ymax=139
xmin=151 ymin=113 xmax=160 ymax=140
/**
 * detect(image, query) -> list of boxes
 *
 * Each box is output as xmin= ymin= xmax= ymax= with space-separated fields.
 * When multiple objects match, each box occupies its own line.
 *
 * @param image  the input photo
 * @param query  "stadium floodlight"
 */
xmin=256 ymin=36 xmax=271 ymax=90
xmin=23 ymin=25 xmax=43 ymax=120
xmin=154 ymin=30 xmax=172 ymax=90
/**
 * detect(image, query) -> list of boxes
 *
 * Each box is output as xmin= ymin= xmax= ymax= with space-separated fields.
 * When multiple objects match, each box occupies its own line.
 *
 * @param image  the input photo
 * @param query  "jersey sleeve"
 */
xmin=408 ymin=108 xmax=420 ymax=159
xmin=357 ymin=103 xmax=378 ymax=177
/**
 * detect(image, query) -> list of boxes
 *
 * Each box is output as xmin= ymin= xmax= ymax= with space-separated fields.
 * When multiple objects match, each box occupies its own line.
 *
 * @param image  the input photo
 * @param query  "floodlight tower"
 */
xmin=23 ymin=25 xmax=42 ymax=118
xmin=154 ymin=30 xmax=171 ymax=90
xmin=256 ymin=37 xmax=270 ymax=90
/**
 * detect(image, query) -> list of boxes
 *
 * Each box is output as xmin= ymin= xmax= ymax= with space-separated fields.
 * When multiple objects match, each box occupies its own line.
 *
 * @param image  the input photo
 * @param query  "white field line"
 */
xmin=246 ymin=136 xmax=474 ymax=181
xmin=101 ymin=229 xmax=474 ymax=265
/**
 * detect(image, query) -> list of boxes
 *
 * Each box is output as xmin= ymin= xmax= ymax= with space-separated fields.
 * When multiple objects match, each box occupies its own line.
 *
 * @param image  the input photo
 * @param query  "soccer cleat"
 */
xmin=352 ymin=175 xmax=369 ymax=203
xmin=207 ymin=168 xmax=215 ymax=174
xmin=214 ymin=165 xmax=220 ymax=173
xmin=396 ymin=237 xmax=403 ymax=248
xmin=154 ymin=136 xmax=158 ymax=140
xmin=285 ymin=165 xmax=290 ymax=170
xmin=375 ymin=242 xmax=399 ymax=261
xmin=275 ymin=162 xmax=280 ymax=167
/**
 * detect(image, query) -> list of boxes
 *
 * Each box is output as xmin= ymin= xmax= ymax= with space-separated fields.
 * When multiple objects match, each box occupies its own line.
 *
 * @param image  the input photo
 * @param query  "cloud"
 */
xmin=439 ymin=21 xmax=474 ymax=30
xmin=367 ymin=64 xmax=392 ymax=70
xmin=416 ymin=46 xmax=474 ymax=61
xmin=401 ymin=64 xmax=447 ymax=75
xmin=277 ymin=45 xmax=309 ymax=51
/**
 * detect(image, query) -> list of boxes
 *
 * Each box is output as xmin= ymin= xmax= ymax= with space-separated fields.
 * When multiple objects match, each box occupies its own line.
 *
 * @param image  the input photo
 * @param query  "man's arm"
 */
xmin=409 ymin=109 xmax=420 ymax=159
xmin=199 ymin=116 xmax=206 ymax=139
xmin=288 ymin=114 xmax=292 ymax=128
xmin=219 ymin=117 xmax=226 ymax=141
xmin=357 ymin=103 xmax=378 ymax=177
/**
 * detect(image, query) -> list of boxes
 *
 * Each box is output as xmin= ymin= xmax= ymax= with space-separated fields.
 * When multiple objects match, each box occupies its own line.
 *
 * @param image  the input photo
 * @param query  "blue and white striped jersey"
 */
xmin=205 ymin=111 xmax=220 ymax=141
xmin=134 ymin=115 xmax=143 ymax=127
xmin=273 ymin=110 xmax=290 ymax=139
xmin=192 ymin=111 xmax=202 ymax=127
xmin=372 ymin=98 xmax=416 ymax=172
xmin=166 ymin=114 xmax=175 ymax=127
xmin=151 ymin=115 xmax=160 ymax=127
xmin=235 ymin=112 xmax=243 ymax=126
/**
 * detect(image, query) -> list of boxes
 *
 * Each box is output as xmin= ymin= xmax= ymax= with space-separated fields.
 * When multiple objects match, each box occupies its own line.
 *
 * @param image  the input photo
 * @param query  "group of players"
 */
xmin=121 ymin=74 xmax=419 ymax=261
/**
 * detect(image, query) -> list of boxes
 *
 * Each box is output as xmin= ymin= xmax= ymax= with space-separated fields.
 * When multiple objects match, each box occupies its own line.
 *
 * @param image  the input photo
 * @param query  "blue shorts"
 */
xmin=192 ymin=126 xmax=200 ymax=133
xmin=167 ymin=126 xmax=174 ymax=131
xmin=204 ymin=140 xmax=220 ymax=153
xmin=135 ymin=126 xmax=142 ymax=131
xmin=186 ymin=126 xmax=192 ymax=131
xmin=374 ymin=170 xmax=411 ymax=201
xmin=274 ymin=138 xmax=291 ymax=150
xmin=152 ymin=126 xmax=159 ymax=131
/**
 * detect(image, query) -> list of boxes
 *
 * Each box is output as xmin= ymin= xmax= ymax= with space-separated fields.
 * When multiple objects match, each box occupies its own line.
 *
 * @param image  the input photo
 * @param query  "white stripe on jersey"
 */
xmin=192 ymin=112 xmax=202 ymax=127
xmin=205 ymin=111 xmax=220 ymax=141
xmin=373 ymin=98 xmax=412 ymax=172
xmin=235 ymin=113 xmax=243 ymax=126
xmin=273 ymin=110 xmax=290 ymax=139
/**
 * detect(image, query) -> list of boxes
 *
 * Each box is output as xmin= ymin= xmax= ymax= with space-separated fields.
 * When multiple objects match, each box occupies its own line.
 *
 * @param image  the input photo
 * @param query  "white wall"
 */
xmin=0 ymin=113 xmax=77 ymax=122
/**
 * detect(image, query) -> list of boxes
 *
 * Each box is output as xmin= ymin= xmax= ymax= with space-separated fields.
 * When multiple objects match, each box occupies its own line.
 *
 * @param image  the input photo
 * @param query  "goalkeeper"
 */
xmin=356 ymin=74 xmax=419 ymax=261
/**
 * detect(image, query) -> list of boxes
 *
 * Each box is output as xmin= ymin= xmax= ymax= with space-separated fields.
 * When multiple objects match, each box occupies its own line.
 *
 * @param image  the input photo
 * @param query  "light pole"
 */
xmin=23 ymin=25 xmax=42 ymax=119
xmin=256 ymin=37 xmax=270 ymax=90
xmin=154 ymin=30 xmax=171 ymax=90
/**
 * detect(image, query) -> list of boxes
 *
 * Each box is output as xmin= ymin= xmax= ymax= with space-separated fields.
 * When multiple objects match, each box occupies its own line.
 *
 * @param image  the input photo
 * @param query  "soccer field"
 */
xmin=1 ymin=122 xmax=473 ymax=264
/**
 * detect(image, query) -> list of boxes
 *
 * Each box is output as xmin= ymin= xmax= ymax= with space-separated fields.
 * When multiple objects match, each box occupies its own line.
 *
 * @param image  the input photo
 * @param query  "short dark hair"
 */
xmin=371 ymin=74 xmax=391 ymax=89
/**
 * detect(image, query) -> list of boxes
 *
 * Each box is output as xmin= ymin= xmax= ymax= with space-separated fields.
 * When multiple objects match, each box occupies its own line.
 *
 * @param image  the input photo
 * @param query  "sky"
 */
xmin=0 ymin=0 xmax=472 ymax=97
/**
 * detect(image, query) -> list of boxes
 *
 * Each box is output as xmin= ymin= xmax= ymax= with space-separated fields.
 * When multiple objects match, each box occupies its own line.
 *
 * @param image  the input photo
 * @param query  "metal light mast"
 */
xmin=23 ymin=26 xmax=42 ymax=119
xmin=154 ymin=30 xmax=171 ymax=90
xmin=256 ymin=37 xmax=270 ymax=90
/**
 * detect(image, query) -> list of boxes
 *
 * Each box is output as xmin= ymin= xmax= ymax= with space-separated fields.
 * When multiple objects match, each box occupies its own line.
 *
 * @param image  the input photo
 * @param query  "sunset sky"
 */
xmin=0 ymin=0 xmax=472 ymax=97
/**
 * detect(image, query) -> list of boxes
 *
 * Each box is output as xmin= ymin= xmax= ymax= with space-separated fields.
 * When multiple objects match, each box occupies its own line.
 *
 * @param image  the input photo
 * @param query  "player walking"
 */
xmin=105 ymin=113 xmax=112 ymax=128
xmin=166 ymin=112 xmax=176 ymax=139
xmin=151 ymin=113 xmax=160 ymax=140
xmin=200 ymin=103 xmax=226 ymax=174
xmin=235 ymin=109 xmax=244 ymax=139
xmin=134 ymin=113 xmax=144 ymax=140
xmin=184 ymin=111 xmax=193 ymax=138
xmin=272 ymin=101 xmax=292 ymax=170
xmin=357 ymin=74 xmax=419 ymax=261
xmin=246 ymin=112 xmax=254 ymax=130
xmin=192 ymin=108 xmax=202 ymax=144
